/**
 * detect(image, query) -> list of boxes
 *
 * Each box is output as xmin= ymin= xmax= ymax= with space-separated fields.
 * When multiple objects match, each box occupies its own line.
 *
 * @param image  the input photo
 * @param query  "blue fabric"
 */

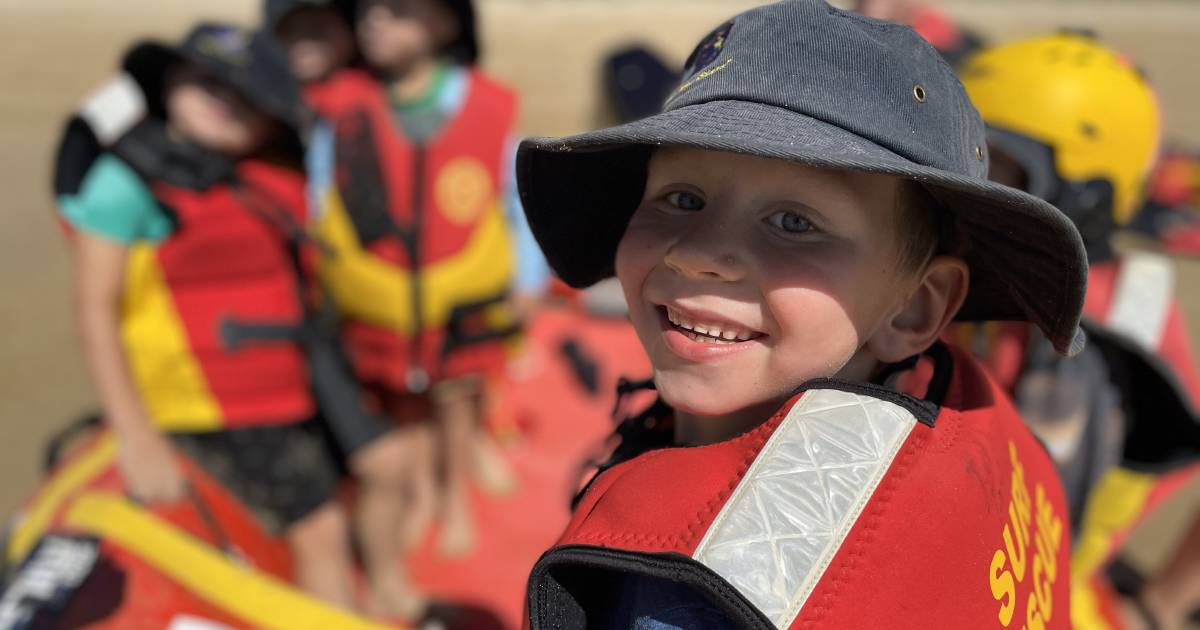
xmin=306 ymin=120 xmax=335 ymax=219
xmin=57 ymin=154 xmax=172 ymax=244
xmin=611 ymin=575 xmax=731 ymax=630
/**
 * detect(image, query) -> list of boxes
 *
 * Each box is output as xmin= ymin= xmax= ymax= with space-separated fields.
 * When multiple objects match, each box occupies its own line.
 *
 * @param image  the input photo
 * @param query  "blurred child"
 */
xmin=516 ymin=2 xmax=1080 ymax=627
xmin=959 ymin=33 xmax=1200 ymax=630
xmin=266 ymin=0 xmax=356 ymax=86
xmin=854 ymin=0 xmax=983 ymax=66
xmin=299 ymin=0 xmax=542 ymax=616
xmin=56 ymin=24 xmax=355 ymax=606
xmin=267 ymin=0 xmax=433 ymax=619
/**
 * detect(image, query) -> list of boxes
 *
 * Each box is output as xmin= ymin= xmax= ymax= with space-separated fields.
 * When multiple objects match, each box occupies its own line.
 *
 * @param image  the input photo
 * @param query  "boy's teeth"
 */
xmin=664 ymin=306 xmax=756 ymax=342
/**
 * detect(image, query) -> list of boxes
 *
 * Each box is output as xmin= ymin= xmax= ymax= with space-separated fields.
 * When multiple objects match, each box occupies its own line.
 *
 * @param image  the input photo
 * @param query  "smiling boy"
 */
xmin=518 ymin=1 xmax=1084 ymax=628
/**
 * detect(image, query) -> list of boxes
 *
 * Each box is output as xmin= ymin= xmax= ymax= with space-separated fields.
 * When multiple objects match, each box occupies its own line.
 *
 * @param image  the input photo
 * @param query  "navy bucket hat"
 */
xmin=517 ymin=0 xmax=1088 ymax=356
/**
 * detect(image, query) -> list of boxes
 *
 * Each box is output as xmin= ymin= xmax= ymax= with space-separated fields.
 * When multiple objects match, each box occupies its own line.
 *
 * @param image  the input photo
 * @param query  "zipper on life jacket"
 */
xmin=404 ymin=144 xmax=430 ymax=393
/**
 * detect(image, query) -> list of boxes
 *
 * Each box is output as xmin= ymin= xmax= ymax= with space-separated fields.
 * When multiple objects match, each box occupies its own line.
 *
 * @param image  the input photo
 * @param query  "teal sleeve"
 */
xmin=57 ymin=154 xmax=172 ymax=244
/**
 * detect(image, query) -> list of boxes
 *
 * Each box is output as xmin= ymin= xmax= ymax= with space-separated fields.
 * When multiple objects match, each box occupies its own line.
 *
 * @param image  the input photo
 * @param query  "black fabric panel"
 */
xmin=332 ymin=109 xmax=401 ymax=246
xmin=53 ymin=117 xmax=102 ymax=198
xmin=528 ymin=545 xmax=774 ymax=630
xmin=1081 ymin=319 xmax=1200 ymax=472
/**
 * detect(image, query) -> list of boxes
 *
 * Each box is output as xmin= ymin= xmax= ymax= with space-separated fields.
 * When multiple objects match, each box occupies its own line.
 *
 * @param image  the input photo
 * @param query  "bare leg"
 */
xmin=398 ymin=423 xmax=437 ymax=551
xmin=352 ymin=430 xmax=428 ymax=620
xmin=472 ymin=427 xmax=518 ymax=497
xmin=433 ymin=376 xmax=480 ymax=557
xmin=285 ymin=501 xmax=356 ymax=609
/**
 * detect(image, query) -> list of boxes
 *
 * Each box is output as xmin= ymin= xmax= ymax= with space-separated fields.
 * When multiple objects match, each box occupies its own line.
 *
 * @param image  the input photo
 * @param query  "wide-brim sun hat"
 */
xmin=122 ymin=23 xmax=306 ymax=130
xmin=517 ymin=0 xmax=1088 ymax=356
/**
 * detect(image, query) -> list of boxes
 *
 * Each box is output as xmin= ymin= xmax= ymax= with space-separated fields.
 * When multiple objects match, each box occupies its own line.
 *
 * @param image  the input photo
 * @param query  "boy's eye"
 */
xmin=665 ymin=191 xmax=705 ymax=212
xmin=767 ymin=211 xmax=814 ymax=234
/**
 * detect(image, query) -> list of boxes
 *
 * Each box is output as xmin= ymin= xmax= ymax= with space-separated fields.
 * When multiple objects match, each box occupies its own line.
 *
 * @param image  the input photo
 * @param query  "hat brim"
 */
xmin=518 ymin=99 xmax=1087 ymax=356
xmin=122 ymin=41 xmax=182 ymax=118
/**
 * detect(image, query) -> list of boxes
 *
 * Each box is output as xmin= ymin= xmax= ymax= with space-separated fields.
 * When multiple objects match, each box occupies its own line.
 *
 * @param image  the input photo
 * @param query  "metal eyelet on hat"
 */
xmin=975 ymin=145 xmax=984 ymax=160
xmin=913 ymin=85 xmax=927 ymax=102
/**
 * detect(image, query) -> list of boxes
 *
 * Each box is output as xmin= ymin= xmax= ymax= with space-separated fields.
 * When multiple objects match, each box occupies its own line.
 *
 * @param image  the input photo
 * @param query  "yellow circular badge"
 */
xmin=435 ymin=157 xmax=493 ymax=225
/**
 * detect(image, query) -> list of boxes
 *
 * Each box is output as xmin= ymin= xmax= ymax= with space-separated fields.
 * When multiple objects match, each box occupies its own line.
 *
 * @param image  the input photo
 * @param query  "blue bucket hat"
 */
xmin=516 ymin=0 xmax=1088 ymax=356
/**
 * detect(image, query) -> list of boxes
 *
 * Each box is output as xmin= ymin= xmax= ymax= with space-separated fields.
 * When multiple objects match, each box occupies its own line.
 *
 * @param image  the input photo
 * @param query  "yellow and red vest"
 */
xmin=529 ymin=344 xmax=1071 ymax=629
xmin=310 ymin=69 xmax=519 ymax=392
xmin=119 ymin=161 xmax=313 ymax=431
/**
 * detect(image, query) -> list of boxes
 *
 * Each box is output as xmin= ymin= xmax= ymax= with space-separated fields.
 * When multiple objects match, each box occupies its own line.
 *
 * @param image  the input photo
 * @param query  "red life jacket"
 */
xmin=529 ymin=344 xmax=1071 ymax=629
xmin=310 ymin=68 xmax=519 ymax=391
xmin=120 ymin=160 xmax=314 ymax=431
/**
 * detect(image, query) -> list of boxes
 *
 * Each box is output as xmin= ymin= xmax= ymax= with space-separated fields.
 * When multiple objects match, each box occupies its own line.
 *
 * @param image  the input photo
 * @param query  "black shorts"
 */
xmin=307 ymin=336 xmax=395 ymax=460
xmin=171 ymin=420 xmax=339 ymax=535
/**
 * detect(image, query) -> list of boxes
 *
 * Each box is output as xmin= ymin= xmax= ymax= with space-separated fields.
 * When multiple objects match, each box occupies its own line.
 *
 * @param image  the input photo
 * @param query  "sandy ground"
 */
xmin=2 ymin=0 xmax=1200 ymax=590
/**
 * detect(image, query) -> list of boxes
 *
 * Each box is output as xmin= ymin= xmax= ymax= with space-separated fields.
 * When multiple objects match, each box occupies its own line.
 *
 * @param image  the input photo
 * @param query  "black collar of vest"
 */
xmin=110 ymin=118 xmax=237 ymax=191
xmin=793 ymin=341 xmax=954 ymax=429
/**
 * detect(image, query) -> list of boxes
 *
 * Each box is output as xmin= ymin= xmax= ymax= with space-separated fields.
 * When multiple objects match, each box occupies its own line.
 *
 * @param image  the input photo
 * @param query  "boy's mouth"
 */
xmin=660 ymin=305 xmax=764 ymax=345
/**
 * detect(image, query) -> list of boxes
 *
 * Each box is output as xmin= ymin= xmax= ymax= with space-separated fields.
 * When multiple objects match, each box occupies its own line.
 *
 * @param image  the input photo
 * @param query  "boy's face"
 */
xmin=356 ymin=0 xmax=457 ymax=74
xmin=163 ymin=63 xmax=274 ymax=157
xmin=276 ymin=7 xmax=355 ymax=83
xmin=616 ymin=147 xmax=918 ymax=418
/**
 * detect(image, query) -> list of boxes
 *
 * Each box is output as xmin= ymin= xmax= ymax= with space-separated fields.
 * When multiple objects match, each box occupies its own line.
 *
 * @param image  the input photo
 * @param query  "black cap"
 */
xmin=122 ymin=23 xmax=306 ymax=129
xmin=517 ymin=0 xmax=1088 ymax=356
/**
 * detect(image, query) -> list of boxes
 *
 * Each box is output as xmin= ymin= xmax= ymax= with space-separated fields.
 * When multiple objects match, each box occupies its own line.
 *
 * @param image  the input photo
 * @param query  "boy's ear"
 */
xmin=868 ymin=255 xmax=970 ymax=364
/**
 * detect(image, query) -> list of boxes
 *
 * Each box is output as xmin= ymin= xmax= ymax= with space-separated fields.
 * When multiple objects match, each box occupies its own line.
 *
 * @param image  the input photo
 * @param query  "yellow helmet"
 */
xmin=961 ymin=33 xmax=1161 ymax=232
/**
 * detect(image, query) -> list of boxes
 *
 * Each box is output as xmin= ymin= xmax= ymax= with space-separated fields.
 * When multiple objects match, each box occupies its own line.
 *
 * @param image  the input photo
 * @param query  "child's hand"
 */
xmin=116 ymin=427 xmax=187 ymax=504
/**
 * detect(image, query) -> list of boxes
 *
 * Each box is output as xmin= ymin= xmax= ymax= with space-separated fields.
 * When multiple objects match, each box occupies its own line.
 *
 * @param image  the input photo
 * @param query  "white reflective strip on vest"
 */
xmin=1107 ymin=252 xmax=1174 ymax=352
xmin=691 ymin=389 xmax=918 ymax=629
xmin=78 ymin=73 xmax=146 ymax=146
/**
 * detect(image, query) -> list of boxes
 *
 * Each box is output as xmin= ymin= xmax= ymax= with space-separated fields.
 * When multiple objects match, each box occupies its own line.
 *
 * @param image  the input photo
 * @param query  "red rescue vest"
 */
xmin=120 ymin=160 xmax=313 ymax=431
xmin=529 ymin=344 xmax=1071 ymax=629
xmin=312 ymin=68 xmax=519 ymax=391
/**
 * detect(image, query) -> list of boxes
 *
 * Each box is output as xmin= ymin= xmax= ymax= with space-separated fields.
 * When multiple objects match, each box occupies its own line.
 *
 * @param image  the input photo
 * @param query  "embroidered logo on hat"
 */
xmin=195 ymin=25 xmax=250 ymax=66
xmin=685 ymin=20 xmax=734 ymax=78
xmin=669 ymin=20 xmax=735 ymax=102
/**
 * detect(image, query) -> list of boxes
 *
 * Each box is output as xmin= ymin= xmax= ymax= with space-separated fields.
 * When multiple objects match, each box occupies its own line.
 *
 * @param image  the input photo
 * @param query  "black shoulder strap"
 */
xmin=572 ymin=380 xmax=672 ymax=510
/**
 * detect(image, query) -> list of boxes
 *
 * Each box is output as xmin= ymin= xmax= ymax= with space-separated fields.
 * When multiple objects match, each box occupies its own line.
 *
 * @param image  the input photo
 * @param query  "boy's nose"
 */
xmin=662 ymin=221 xmax=745 ymax=282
